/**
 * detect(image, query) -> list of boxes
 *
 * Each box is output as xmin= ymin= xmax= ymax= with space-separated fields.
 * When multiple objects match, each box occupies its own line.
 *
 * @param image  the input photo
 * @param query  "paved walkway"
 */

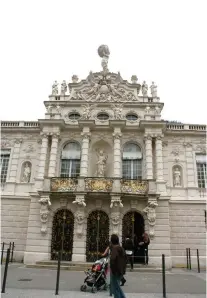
xmin=1 ymin=264 xmax=206 ymax=297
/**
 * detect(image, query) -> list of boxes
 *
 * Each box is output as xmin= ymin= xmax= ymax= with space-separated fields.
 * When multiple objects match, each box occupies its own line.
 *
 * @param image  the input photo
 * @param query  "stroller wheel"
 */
xmin=91 ymin=286 xmax=97 ymax=293
xmin=80 ymin=284 xmax=87 ymax=292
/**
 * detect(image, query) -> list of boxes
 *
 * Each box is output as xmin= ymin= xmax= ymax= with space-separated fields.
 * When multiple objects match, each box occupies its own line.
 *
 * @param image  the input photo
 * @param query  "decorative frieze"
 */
xmin=85 ymin=178 xmax=113 ymax=192
xmin=121 ymin=179 xmax=148 ymax=194
xmin=51 ymin=177 xmax=78 ymax=192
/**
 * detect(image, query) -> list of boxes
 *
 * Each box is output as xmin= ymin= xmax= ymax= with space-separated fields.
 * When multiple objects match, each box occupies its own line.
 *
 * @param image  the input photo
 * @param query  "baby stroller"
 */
xmin=80 ymin=257 xmax=109 ymax=293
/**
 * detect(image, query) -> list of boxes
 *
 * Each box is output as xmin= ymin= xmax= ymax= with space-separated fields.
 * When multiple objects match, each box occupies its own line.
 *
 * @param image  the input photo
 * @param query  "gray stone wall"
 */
xmin=1 ymin=198 xmax=30 ymax=262
xmin=170 ymin=202 xmax=206 ymax=267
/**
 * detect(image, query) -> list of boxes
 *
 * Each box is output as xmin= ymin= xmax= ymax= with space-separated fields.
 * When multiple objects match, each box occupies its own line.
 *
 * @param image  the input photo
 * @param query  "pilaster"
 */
xmin=48 ymin=133 xmax=60 ymax=178
xmin=80 ymin=128 xmax=91 ymax=177
xmin=37 ymin=133 xmax=49 ymax=180
xmin=183 ymin=142 xmax=195 ymax=187
xmin=144 ymin=134 xmax=153 ymax=179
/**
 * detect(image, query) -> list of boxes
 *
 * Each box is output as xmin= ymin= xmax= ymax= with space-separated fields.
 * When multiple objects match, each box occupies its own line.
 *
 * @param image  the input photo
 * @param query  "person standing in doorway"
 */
xmin=139 ymin=232 xmax=150 ymax=265
xmin=123 ymin=235 xmax=134 ymax=271
xmin=110 ymin=234 xmax=126 ymax=298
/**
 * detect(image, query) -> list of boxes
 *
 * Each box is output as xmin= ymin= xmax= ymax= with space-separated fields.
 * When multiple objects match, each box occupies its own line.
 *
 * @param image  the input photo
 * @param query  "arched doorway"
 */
xmin=51 ymin=209 xmax=74 ymax=261
xmin=86 ymin=210 xmax=109 ymax=262
xmin=122 ymin=211 xmax=145 ymax=263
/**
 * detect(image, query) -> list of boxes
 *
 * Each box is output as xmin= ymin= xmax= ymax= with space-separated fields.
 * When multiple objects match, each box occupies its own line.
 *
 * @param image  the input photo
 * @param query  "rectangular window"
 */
xmin=1 ymin=149 xmax=11 ymax=184
xmin=196 ymin=154 xmax=206 ymax=189
xmin=122 ymin=159 xmax=142 ymax=179
xmin=60 ymin=159 xmax=80 ymax=178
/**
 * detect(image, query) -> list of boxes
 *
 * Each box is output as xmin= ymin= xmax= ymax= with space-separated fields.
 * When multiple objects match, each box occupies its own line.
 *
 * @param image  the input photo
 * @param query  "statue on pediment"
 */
xmin=52 ymin=81 xmax=58 ymax=95
xmin=61 ymin=80 xmax=67 ymax=95
xmin=142 ymin=81 xmax=148 ymax=97
xmin=150 ymin=82 xmax=157 ymax=97
xmin=98 ymin=45 xmax=110 ymax=73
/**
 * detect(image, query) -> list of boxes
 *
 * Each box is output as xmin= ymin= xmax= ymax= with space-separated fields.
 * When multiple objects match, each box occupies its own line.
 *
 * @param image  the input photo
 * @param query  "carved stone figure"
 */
xmin=173 ymin=167 xmax=181 ymax=187
xmin=145 ymin=106 xmax=151 ymax=114
xmin=95 ymin=149 xmax=108 ymax=177
xmin=81 ymin=103 xmax=96 ymax=119
xmin=154 ymin=106 xmax=161 ymax=114
xmin=150 ymin=82 xmax=157 ymax=97
xmin=98 ymin=45 xmax=110 ymax=73
xmin=111 ymin=212 xmax=120 ymax=235
xmin=72 ymin=196 xmax=86 ymax=207
xmin=131 ymin=75 xmax=138 ymax=84
xmin=38 ymin=197 xmax=51 ymax=234
xmin=61 ymin=80 xmax=67 ymax=95
xmin=75 ymin=210 xmax=85 ymax=236
xmin=142 ymin=81 xmax=148 ymax=97
xmin=112 ymin=104 xmax=123 ymax=120
xmin=46 ymin=105 xmax=53 ymax=114
xmin=52 ymin=81 xmax=58 ymax=95
xmin=56 ymin=104 xmax=61 ymax=114
xmin=110 ymin=197 xmax=123 ymax=208
xmin=21 ymin=163 xmax=31 ymax=183
xmin=72 ymin=75 xmax=79 ymax=83
xmin=23 ymin=144 xmax=35 ymax=154
xmin=143 ymin=201 xmax=158 ymax=237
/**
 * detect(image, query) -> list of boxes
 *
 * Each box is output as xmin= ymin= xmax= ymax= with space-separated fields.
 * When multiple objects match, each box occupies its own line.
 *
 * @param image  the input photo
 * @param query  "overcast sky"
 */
xmin=1 ymin=0 xmax=206 ymax=124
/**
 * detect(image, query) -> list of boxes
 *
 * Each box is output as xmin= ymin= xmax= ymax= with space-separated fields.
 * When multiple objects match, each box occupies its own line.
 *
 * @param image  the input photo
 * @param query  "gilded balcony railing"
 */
xmin=51 ymin=177 xmax=78 ymax=192
xmin=121 ymin=179 xmax=148 ymax=195
xmin=85 ymin=177 xmax=113 ymax=192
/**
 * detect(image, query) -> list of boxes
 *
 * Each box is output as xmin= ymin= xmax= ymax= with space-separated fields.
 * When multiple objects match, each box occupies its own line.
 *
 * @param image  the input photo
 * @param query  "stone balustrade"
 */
xmin=167 ymin=124 xmax=206 ymax=131
xmin=1 ymin=121 xmax=39 ymax=127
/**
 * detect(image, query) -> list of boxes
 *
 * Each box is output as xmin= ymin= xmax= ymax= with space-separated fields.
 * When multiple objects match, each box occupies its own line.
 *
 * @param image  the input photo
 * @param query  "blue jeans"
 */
xmin=110 ymin=274 xmax=126 ymax=298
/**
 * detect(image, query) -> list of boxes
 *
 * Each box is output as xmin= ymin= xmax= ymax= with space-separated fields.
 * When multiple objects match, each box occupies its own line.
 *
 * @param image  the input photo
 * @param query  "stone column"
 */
xmin=48 ymin=133 xmax=60 ymax=178
xmin=37 ymin=133 xmax=49 ymax=179
xmin=155 ymin=135 xmax=164 ymax=181
xmin=112 ymin=130 xmax=122 ymax=178
xmin=80 ymin=129 xmax=91 ymax=177
xmin=183 ymin=142 xmax=194 ymax=187
xmin=144 ymin=135 xmax=153 ymax=179
xmin=8 ymin=138 xmax=23 ymax=182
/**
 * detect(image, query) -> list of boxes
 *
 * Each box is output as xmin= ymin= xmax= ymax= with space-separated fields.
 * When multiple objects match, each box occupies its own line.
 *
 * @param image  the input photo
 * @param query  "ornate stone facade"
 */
xmin=1 ymin=45 xmax=206 ymax=269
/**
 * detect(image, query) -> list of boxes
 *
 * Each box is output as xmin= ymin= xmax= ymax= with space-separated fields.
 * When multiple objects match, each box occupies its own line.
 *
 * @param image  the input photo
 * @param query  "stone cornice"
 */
xmin=169 ymin=199 xmax=206 ymax=204
xmin=109 ymin=120 xmax=126 ymax=128
xmin=38 ymin=119 xmax=65 ymax=129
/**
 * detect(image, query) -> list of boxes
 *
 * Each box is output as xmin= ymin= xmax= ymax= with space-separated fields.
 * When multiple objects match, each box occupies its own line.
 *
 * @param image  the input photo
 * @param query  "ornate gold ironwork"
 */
xmin=121 ymin=179 xmax=148 ymax=194
xmin=51 ymin=177 xmax=78 ymax=192
xmin=85 ymin=178 xmax=113 ymax=192
xmin=86 ymin=210 xmax=109 ymax=262
xmin=51 ymin=209 xmax=74 ymax=261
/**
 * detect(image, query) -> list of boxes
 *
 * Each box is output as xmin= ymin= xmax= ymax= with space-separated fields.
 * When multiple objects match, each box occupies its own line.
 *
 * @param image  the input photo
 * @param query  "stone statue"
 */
xmin=142 ymin=81 xmax=148 ymax=97
xmin=95 ymin=149 xmax=108 ymax=177
xmin=72 ymin=75 xmax=79 ymax=83
xmin=112 ymin=104 xmax=123 ymax=120
xmin=143 ymin=201 xmax=158 ymax=237
xmin=72 ymin=196 xmax=86 ymax=207
xmin=110 ymin=197 xmax=123 ymax=208
xmin=61 ymin=80 xmax=67 ymax=95
xmin=145 ymin=106 xmax=151 ymax=114
xmin=38 ymin=197 xmax=51 ymax=233
xmin=173 ymin=167 xmax=181 ymax=187
xmin=56 ymin=104 xmax=61 ymax=114
xmin=52 ymin=81 xmax=58 ymax=95
xmin=75 ymin=210 xmax=85 ymax=236
xmin=131 ymin=75 xmax=138 ymax=84
xmin=98 ymin=45 xmax=110 ymax=73
xmin=21 ymin=163 xmax=31 ymax=183
xmin=154 ymin=106 xmax=161 ymax=114
xmin=46 ymin=105 xmax=53 ymax=114
xmin=150 ymin=82 xmax=157 ymax=97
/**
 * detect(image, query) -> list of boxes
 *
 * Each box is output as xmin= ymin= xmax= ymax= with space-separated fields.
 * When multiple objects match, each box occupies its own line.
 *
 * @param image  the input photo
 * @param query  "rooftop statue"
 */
xmin=98 ymin=45 xmax=110 ymax=73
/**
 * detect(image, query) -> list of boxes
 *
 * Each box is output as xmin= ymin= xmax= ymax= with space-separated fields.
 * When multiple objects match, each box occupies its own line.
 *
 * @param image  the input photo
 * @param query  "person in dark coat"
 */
xmin=110 ymin=234 xmax=126 ymax=298
xmin=139 ymin=232 xmax=150 ymax=264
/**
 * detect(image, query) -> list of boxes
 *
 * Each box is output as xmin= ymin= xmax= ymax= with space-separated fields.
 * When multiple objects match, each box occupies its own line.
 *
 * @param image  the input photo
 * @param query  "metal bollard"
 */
xmin=10 ymin=242 xmax=15 ymax=263
xmin=1 ymin=242 xmax=5 ymax=265
xmin=189 ymin=248 xmax=191 ymax=270
xmin=1 ymin=248 xmax=10 ymax=293
xmin=197 ymin=249 xmax=200 ymax=273
xmin=55 ymin=251 xmax=61 ymax=295
xmin=186 ymin=248 xmax=189 ymax=269
xmin=162 ymin=254 xmax=166 ymax=298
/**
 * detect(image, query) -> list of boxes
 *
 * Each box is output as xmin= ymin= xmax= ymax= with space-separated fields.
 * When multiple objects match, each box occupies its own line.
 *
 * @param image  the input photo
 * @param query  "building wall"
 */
xmin=170 ymin=202 xmax=206 ymax=267
xmin=1 ymin=198 xmax=30 ymax=262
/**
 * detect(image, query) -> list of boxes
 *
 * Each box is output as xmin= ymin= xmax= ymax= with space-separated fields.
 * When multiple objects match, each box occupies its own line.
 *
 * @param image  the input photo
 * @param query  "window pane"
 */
xmin=122 ymin=159 xmax=142 ymax=179
xmin=1 ymin=151 xmax=10 ymax=184
xmin=196 ymin=161 xmax=206 ymax=189
xmin=62 ymin=142 xmax=81 ymax=159
xmin=60 ymin=159 xmax=80 ymax=178
xmin=123 ymin=143 xmax=142 ymax=159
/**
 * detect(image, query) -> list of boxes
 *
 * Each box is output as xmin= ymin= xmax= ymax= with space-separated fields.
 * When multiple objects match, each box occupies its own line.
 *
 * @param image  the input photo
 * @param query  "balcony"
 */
xmin=50 ymin=177 xmax=149 ymax=195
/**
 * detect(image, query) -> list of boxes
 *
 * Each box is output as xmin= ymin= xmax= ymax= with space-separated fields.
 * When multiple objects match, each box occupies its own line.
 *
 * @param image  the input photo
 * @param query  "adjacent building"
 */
xmin=1 ymin=45 xmax=206 ymax=268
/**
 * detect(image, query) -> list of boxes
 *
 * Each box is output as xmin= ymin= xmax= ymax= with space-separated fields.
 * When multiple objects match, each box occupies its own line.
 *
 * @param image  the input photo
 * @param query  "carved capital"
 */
xmin=183 ymin=142 xmax=193 ymax=148
xmin=40 ymin=132 xmax=49 ymax=139
xmin=112 ymin=132 xmax=122 ymax=140
xmin=110 ymin=196 xmax=123 ymax=209
xmin=72 ymin=195 xmax=86 ymax=207
xmin=144 ymin=134 xmax=152 ymax=141
xmin=14 ymin=138 xmax=23 ymax=145
xmin=155 ymin=134 xmax=164 ymax=141
xmin=81 ymin=132 xmax=91 ymax=140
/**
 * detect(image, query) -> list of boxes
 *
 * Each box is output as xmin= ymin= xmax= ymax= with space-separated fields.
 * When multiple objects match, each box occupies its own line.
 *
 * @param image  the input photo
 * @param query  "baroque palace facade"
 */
xmin=1 ymin=45 xmax=206 ymax=268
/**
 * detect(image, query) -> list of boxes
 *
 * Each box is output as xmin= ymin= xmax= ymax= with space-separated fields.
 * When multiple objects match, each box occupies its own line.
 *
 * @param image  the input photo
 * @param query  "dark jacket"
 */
xmin=110 ymin=245 xmax=126 ymax=276
xmin=123 ymin=238 xmax=134 ymax=251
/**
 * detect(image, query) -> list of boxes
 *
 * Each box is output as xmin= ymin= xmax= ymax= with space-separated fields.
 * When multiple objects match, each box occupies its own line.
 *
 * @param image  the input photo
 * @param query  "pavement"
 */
xmin=1 ymin=263 xmax=206 ymax=298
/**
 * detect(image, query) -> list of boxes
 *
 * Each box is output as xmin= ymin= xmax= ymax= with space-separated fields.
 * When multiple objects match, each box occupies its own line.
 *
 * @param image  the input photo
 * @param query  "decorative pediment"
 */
xmin=68 ymin=71 xmax=141 ymax=103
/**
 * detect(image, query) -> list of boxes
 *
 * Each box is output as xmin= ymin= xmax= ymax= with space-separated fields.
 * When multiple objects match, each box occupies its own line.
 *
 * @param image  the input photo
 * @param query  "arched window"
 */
xmin=60 ymin=142 xmax=81 ymax=178
xmin=122 ymin=143 xmax=142 ymax=179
